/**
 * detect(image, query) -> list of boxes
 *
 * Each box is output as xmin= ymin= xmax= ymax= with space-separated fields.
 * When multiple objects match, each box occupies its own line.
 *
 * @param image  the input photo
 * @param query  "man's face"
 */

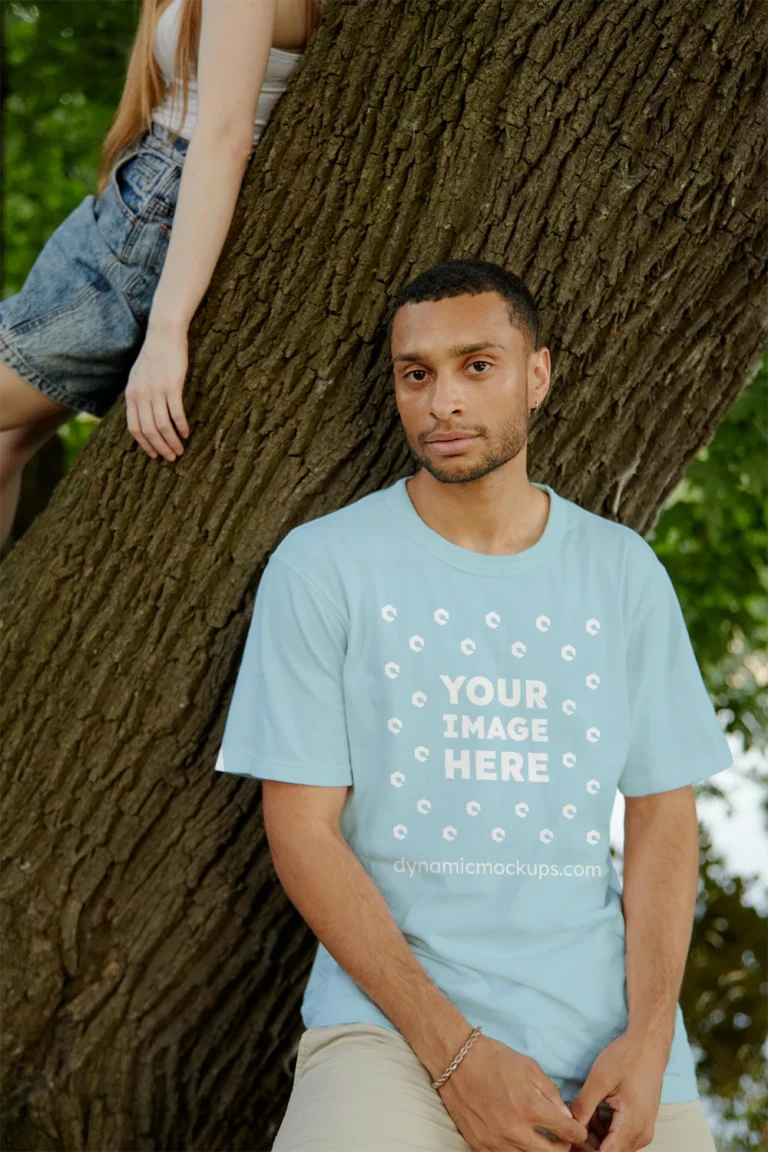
xmin=391 ymin=291 xmax=550 ymax=485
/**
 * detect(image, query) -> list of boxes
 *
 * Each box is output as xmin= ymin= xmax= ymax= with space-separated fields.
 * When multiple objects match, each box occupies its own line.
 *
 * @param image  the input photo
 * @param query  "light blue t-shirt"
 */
xmin=216 ymin=475 xmax=733 ymax=1103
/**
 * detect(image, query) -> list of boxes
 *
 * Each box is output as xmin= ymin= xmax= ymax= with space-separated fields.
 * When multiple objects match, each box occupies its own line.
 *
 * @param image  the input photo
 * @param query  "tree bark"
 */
xmin=1 ymin=0 xmax=766 ymax=1148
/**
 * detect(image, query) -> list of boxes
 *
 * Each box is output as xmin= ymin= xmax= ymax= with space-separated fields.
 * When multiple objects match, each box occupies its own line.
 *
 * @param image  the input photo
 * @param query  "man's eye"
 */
xmin=404 ymin=361 xmax=491 ymax=382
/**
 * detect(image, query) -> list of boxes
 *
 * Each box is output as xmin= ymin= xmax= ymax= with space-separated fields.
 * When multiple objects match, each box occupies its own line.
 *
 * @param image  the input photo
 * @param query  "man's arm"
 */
xmin=261 ymin=780 xmax=591 ymax=1151
xmin=262 ymin=778 xmax=475 ymax=1083
xmin=621 ymin=784 xmax=700 ymax=1058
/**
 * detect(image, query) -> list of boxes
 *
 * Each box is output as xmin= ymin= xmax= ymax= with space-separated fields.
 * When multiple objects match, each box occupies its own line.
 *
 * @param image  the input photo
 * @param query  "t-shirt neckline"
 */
xmin=385 ymin=474 xmax=567 ymax=576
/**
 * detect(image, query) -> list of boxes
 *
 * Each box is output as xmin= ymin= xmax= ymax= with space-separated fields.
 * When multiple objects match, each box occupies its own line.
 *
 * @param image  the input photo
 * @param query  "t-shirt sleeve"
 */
xmin=618 ymin=556 xmax=734 ymax=798
xmin=215 ymin=553 xmax=353 ymax=786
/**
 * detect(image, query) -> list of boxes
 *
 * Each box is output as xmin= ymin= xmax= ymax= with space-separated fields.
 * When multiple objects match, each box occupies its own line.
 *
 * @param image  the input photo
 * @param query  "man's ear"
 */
xmin=528 ymin=344 xmax=551 ymax=407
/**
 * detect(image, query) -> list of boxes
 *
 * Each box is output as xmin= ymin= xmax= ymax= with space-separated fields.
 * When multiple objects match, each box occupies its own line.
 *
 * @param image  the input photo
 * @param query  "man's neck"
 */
xmin=405 ymin=469 xmax=551 ymax=558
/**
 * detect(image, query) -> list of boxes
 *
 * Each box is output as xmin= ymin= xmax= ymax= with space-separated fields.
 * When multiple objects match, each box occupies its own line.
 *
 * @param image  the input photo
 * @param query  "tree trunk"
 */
xmin=1 ymin=0 xmax=766 ymax=1148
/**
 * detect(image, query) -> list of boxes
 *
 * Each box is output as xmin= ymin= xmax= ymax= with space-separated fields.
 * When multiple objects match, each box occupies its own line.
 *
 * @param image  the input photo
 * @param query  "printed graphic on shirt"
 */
xmin=377 ymin=599 xmax=614 ymax=876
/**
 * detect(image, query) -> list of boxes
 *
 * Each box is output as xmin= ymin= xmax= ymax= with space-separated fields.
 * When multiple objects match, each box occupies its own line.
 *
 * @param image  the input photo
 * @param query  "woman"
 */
xmin=0 ymin=0 xmax=323 ymax=548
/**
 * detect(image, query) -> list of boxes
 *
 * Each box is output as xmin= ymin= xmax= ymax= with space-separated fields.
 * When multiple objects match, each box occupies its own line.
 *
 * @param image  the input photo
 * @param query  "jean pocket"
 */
xmin=115 ymin=156 xmax=142 ymax=215
xmin=110 ymin=146 xmax=177 ymax=224
xmin=106 ymin=145 xmax=142 ymax=224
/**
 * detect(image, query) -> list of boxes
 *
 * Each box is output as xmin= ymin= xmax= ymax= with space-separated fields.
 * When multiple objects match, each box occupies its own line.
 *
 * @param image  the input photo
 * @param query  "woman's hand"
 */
xmin=126 ymin=319 xmax=191 ymax=461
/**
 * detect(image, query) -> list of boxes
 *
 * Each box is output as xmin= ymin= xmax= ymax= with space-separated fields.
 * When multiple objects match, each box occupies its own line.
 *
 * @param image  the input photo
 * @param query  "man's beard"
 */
xmin=409 ymin=405 xmax=529 ymax=485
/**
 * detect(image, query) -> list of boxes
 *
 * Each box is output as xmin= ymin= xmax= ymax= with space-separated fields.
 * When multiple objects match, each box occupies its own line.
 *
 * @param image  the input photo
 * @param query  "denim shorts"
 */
xmin=0 ymin=121 xmax=189 ymax=419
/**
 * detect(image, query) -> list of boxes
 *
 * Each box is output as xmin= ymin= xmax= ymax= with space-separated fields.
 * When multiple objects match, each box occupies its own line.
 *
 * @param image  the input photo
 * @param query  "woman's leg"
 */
xmin=0 ymin=358 xmax=78 ymax=430
xmin=0 ymin=359 xmax=78 ymax=547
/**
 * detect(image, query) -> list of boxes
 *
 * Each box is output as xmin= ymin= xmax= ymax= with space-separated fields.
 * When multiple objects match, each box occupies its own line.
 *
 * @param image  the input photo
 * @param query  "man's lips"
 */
xmin=425 ymin=433 xmax=479 ymax=455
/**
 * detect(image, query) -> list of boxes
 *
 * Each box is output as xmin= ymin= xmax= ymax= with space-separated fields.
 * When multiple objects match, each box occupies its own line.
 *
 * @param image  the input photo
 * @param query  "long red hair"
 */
xmin=97 ymin=0 xmax=322 ymax=196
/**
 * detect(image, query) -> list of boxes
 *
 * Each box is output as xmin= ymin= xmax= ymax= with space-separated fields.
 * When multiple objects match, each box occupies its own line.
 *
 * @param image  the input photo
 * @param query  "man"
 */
xmin=215 ymin=258 xmax=732 ymax=1151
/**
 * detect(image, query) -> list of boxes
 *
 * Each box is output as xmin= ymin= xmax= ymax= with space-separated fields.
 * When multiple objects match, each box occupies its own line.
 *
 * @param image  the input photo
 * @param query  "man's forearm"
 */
xmin=269 ymin=821 xmax=474 ymax=1082
xmin=621 ymin=786 xmax=700 ymax=1052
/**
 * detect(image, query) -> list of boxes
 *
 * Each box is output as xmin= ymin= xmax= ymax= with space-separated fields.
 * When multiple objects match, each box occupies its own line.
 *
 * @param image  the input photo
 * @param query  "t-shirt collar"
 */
xmin=385 ymin=474 xmax=568 ymax=576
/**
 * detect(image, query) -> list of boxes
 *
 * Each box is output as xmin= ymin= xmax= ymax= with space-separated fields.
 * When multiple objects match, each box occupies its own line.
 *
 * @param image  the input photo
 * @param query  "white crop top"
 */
xmin=151 ymin=0 xmax=322 ymax=146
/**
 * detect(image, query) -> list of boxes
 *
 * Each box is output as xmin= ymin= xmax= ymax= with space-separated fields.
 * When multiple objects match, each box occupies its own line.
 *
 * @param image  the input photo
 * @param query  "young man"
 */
xmin=216 ymin=258 xmax=732 ymax=1152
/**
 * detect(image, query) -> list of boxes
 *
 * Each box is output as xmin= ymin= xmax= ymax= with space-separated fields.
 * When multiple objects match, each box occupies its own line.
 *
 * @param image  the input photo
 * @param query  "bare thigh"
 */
xmin=0 ymin=360 xmax=78 ymax=473
xmin=0 ymin=358 xmax=78 ymax=433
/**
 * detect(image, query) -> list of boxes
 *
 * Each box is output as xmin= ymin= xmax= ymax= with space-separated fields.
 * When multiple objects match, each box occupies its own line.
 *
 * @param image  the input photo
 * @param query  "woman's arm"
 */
xmin=127 ymin=0 xmax=280 ymax=462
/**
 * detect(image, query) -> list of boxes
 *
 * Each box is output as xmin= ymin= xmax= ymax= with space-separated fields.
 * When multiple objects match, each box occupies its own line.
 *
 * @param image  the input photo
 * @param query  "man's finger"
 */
xmin=599 ymin=1101 xmax=645 ymax=1152
xmin=568 ymin=1083 xmax=612 ymax=1128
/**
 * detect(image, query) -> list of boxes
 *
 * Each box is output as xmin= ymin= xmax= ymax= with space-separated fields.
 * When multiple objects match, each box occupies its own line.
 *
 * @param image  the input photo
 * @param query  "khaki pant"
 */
xmin=272 ymin=1022 xmax=717 ymax=1152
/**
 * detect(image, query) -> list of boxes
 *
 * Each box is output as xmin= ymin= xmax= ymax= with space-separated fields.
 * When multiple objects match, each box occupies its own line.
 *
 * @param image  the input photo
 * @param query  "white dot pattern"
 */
xmin=383 ymin=604 xmax=604 ymax=847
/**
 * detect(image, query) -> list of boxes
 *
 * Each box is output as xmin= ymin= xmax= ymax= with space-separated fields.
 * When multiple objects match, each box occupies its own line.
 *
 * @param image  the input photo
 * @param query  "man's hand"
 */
xmin=126 ymin=321 xmax=190 ymax=462
xmin=567 ymin=1030 xmax=667 ymax=1151
xmin=438 ymin=1033 xmax=590 ymax=1151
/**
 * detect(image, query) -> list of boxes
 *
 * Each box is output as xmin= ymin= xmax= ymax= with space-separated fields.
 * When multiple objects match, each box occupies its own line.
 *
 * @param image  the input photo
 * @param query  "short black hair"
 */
xmin=384 ymin=258 xmax=540 ymax=354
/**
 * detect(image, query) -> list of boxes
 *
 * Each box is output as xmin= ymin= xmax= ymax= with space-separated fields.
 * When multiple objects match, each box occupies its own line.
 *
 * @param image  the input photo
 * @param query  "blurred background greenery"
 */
xmin=2 ymin=2 xmax=766 ymax=1147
